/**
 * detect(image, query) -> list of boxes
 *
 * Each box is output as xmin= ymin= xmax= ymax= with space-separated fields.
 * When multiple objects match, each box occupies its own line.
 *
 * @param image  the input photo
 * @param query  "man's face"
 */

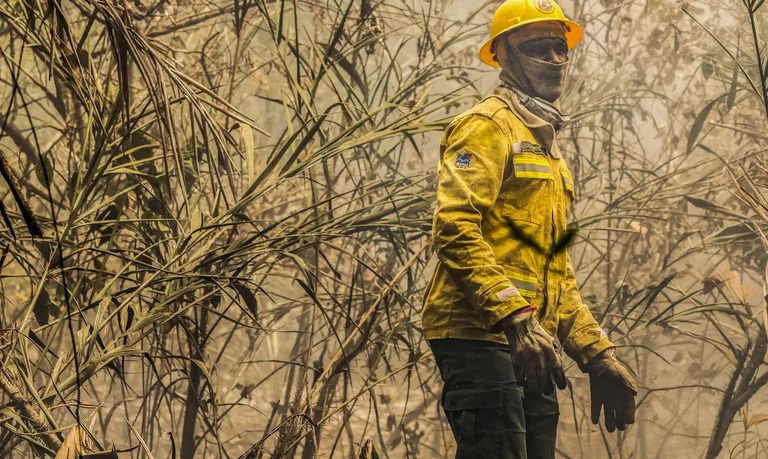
xmin=493 ymin=22 xmax=571 ymax=102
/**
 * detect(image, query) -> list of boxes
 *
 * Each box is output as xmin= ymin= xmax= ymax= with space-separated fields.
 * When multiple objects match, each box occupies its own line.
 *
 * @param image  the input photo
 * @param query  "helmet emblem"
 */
xmin=535 ymin=0 xmax=555 ymax=13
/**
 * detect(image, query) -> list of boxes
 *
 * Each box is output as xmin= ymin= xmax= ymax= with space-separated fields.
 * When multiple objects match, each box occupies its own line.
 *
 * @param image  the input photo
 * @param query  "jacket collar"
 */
xmin=489 ymin=85 xmax=563 ymax=159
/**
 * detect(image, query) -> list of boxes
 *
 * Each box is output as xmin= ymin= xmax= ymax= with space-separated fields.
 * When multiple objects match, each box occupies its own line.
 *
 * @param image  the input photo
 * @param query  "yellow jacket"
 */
xmin=422 ymin=85 xmax=614 ymax=367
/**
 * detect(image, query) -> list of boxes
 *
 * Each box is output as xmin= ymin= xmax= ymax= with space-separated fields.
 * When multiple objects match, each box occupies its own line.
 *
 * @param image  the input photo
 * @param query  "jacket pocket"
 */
xmin=501 ymin=153 xmax=554 ymax=227
xmin=444 ymin=388 xmax=503 ymax=411
xmin=501 ymin=199 xmax=540 ymax=226
xmin=443 ymin=388 xmax=526 ymax=457
xmin=444 ymin=388 xmax=502 ymax=452
xmin=504 ymin=268 xmax=538 ymax=299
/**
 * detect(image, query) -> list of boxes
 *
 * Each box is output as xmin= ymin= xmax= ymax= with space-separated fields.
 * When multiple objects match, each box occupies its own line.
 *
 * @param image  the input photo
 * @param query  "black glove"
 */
xmin=500 ymin=310 xmax=567 ymax=395
xmin=585 ymin=348 xmax=638 ymax=432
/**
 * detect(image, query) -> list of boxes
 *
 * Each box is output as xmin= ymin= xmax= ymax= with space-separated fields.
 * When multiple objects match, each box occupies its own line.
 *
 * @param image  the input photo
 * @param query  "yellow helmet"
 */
xmin=479 ymin=0 xmax=583 ymax=68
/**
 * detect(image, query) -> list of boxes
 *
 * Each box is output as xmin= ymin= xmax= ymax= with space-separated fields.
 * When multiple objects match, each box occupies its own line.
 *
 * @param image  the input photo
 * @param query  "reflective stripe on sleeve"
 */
xmin=562 ymin=174 xmax=574 ymax=194
xmin=505 ymin=269 xmax=538 ymax=298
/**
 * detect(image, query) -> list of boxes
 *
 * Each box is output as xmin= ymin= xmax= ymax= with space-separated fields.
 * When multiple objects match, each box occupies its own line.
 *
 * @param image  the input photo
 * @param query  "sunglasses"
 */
xmin=518 ymin=39 xmax=569 ymax=59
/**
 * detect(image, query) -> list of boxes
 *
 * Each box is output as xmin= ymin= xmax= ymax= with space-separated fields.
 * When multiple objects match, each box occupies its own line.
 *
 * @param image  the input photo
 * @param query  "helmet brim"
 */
xmin=479 ymin=19 xmax=583 ymax=68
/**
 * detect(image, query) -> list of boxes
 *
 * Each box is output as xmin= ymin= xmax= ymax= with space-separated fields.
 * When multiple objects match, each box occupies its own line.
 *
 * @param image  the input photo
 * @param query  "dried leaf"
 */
xmin=726 ymin=62 xmax=739 ymax=109
xmin=718 ymin=270 xmax=754 ymax=304
xmin=712 ymin=222 xmax=759 ymax=243
xmin=241 ymin=124 xmax=255 ymax=182
xmin=684 ymin=196 xmax=728 ymax=214
xmin=55 ymin=425 xmax=90 ymax=459
xmin=747 ymin=413 xmax=768 ymax=429
xmin=33 ymin=287 xmax=56 ymax=325
xmin=232 ymin=282 xmax=258 ymax=321
xmin=359 ymin=439 xmax=380 ymax=459
xmin=686 ymin=98 xmax=719 ymax=153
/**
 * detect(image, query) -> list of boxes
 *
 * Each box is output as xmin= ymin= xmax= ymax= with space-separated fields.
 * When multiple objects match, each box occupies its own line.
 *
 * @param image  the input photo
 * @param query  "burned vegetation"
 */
xmin=0 ymin=0 xmax=766 ymax=457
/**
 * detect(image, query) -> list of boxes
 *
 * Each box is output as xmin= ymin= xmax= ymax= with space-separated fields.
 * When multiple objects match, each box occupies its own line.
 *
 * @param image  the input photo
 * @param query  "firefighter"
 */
xmin=422 ymin=0 xmax=639 ymax=457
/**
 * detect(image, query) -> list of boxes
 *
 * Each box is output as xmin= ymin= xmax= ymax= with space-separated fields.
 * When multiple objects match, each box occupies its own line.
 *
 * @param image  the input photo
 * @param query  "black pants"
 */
xmin=430 ymin=339 xmax=559 ymax=459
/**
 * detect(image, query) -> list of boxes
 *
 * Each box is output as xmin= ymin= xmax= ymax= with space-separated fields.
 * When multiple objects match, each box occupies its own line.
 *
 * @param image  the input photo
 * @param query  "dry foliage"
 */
xmin=0 ymin=0 xmax=766 ymax=458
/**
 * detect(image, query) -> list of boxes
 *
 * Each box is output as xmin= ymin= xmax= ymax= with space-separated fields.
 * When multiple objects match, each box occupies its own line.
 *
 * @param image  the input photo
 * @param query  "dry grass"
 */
xmin=0 ymin=0 xmax=765 ymax=457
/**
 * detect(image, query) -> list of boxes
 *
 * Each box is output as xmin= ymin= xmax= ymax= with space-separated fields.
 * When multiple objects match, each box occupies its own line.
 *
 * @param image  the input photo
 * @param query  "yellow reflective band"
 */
xmin=514 ymin=165 xmax=554 ymax=179
xmin=505 ymin=269 xmax=538 ymax=298
xmin=515 ymin=163 xmax=552 ymax=173
xmin=562 ymin=174 xmax=575 ymax=194
xmin=513 ymin=155 xmax=550 ymax=166
xmin=516 ymin=171 xmax=555 ymax=179
xmin=513 ymin=156 xmax=554 ymax=179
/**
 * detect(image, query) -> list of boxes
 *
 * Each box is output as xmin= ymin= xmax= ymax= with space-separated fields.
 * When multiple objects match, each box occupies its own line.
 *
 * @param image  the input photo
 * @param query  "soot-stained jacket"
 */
xmin=422 ymin=85 xmax=614 ymax=367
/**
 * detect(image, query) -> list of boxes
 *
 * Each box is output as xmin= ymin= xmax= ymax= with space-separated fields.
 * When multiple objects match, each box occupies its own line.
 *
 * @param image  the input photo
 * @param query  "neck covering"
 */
xmin=499 ymin=82 xmax=570 ymax=131
xmin=499 ymin=45 xmax=569 ymax=103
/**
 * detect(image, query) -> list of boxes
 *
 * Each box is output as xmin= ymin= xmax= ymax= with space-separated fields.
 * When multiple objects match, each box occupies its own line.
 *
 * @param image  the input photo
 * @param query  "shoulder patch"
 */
xmin=455 ymin=152 xmax=473 ymax=169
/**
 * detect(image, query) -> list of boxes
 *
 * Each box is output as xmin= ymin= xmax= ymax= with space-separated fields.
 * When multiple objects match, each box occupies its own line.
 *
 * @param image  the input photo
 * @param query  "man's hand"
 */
xmin=500 ymin=310 xmax=567 ymax=394
xmin=585 ymin=348 xmax=638 ymax=432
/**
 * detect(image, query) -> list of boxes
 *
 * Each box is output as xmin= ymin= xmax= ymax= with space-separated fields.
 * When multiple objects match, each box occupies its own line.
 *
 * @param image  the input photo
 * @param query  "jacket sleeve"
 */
xmin=432 ymin=114 xmax=531 ymax=331
xmin=557 ymin=252 xmax=616 ymax=368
